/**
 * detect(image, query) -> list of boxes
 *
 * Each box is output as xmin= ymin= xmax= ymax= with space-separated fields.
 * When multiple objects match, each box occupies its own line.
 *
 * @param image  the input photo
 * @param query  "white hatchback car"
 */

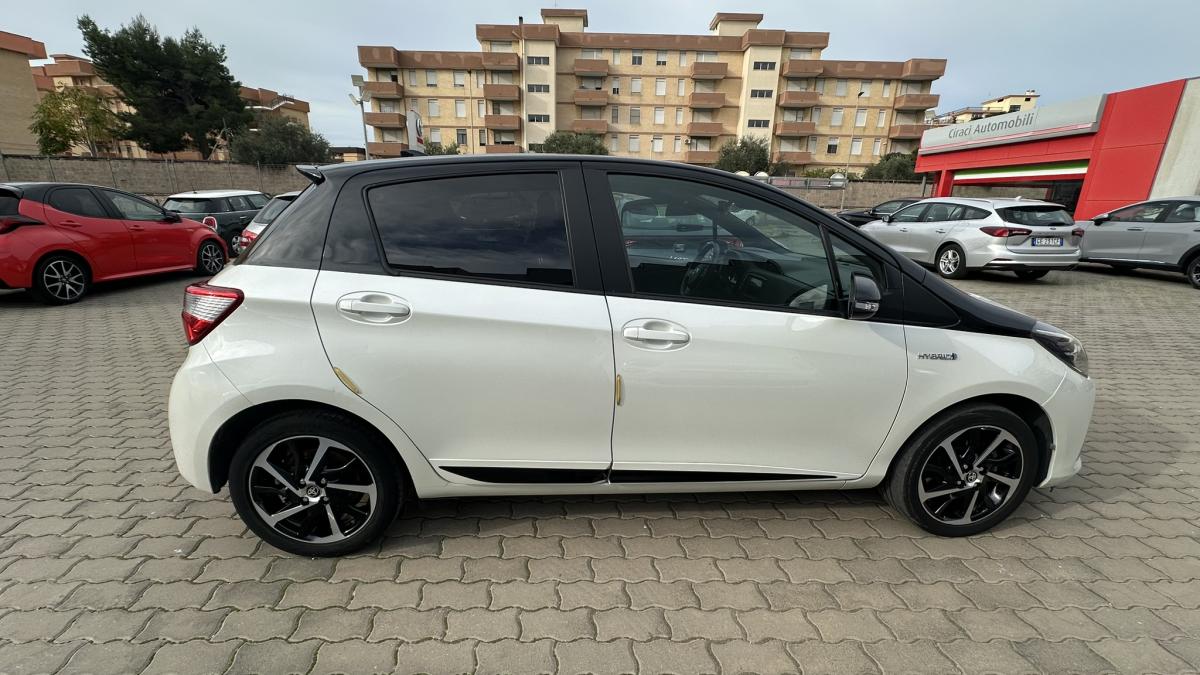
xmin=861 ymin=197 xmax=1083 ymax=280
xmin=169 ymin=157 xmax=1094 ymax=556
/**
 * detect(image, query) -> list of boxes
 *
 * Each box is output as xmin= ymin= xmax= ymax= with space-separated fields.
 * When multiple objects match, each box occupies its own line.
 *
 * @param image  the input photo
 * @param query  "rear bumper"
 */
xmin=168 ymin=345 xmax=252 ymax=493
xmin=967 ymin=244 xmax=1080 ymax=270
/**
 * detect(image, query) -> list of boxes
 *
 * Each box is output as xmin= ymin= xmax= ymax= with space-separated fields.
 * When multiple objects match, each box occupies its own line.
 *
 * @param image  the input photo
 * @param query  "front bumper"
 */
xmin=168 ymin=345 xmax=252 ymax=493
xmin=1039 ymin=369 xmax=1095 ymax=487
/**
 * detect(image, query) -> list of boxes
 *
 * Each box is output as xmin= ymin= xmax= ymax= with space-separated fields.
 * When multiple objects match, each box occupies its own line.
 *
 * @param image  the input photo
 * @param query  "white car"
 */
xmin=169 ymin=156 xmax=1094 ymax=556
xmin=861 ymin=197 xmax=1083 ymax=280
xmin=233 ymin=191 xmax=300 ymax=255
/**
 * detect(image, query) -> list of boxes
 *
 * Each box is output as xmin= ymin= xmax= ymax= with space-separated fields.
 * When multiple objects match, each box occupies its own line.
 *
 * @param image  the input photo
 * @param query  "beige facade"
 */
xmin=357 ymin=9 xmax=946 ymax=173
xmin=934 ymin=90 xmax=1039 ymax=125
xmin=0 ymin=32 xmax=47 ymax=155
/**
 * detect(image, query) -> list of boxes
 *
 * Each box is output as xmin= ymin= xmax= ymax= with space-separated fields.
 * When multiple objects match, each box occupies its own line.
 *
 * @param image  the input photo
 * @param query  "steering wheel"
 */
xmin=680 ymin=239 xmax=731 ymax=297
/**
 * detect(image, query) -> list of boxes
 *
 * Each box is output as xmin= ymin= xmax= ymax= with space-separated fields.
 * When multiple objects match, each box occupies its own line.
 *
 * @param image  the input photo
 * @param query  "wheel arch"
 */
xmin=34 ymin=248 xmax=94 ymax=282
xmin=1178 ymin=243 xmax=1200 ymax=271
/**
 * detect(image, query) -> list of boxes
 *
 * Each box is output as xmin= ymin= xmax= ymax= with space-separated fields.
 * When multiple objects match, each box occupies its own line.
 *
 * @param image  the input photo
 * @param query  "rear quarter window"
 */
xmin=0 ymin=194 xmax=21 ymax=215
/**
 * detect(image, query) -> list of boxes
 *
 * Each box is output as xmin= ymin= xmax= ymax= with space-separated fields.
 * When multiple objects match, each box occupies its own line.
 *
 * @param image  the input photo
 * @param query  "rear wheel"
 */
xmin=32 ymin=254 xmax=90 ymax=305
xmin=196 ymin=240 xmax=225 ymax=276
xmin=884 ymin=403 xmax=1038 ymax=536
xmin=1014 ymin=269 xmax=1049 ymax=281
xmin=1185 ymin=256 xmax=1200 ymax=290
xmin=936 ymin=244 xmax=968 ymax=279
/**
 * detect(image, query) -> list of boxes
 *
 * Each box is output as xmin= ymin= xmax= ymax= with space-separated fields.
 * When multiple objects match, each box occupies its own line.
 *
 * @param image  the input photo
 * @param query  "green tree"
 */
xmin=540 ymin=131 xmax=608 ymax=155
xmin=714 ymin=136 xmax=770 ymax=174
xmin=78 ymin=15 xmax=252 ymax=159
xmin=29 ymin=86 xmax=121 ymax=156
xmin=423 ymin=142 xmax=460 ymax=155
xmin=229 ymin=116 xmax=331 ymax=165
xmin=863 ymin=150 xmax=920 ymax=180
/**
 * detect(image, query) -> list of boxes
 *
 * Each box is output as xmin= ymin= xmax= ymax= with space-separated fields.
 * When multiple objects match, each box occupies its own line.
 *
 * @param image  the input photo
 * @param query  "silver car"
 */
xmin=861 ymin=197 xmax=1082 ymax=280
xmin=1080 ymin=197 xmax=1200 ymax=289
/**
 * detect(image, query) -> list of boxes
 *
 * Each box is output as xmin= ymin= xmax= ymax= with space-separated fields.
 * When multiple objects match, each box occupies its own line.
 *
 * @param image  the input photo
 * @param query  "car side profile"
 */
xmin=163 ymin=189 xmax=270 ymax=252
xmin=168 ymin=156 xmax=1094 ymax=556
xmin=836 ymin=198 xmax=922 ymax=227
xmin=861 ymin=197 xmax=1083 ymax=280
xmin=1080 ymin=197 xmax=1200 ymax=289
xmin=0 ymin=182 xmax=226 ymax=304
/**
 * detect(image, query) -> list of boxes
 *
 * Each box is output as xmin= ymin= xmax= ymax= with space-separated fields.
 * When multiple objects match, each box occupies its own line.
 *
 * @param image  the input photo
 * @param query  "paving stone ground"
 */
xmin=1 ymin=264 xmax=1198 ymax=675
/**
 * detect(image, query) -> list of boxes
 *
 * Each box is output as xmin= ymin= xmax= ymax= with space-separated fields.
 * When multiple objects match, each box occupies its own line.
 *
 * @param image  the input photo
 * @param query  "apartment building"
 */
xmin=28 ymin=54 xmax=311 ymax=159
xmin=356 ymin=9 xmax=946 ymax=173
xmin=0 ymin=31 xmax=47 ymax=155
xmin=933 ymin=90 xmax=1039 ymax=125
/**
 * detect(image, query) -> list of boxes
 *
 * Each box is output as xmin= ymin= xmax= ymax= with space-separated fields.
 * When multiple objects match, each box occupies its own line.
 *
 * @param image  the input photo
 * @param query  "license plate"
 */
xmin=1032 ymin=236 xmax=1063 ymax=247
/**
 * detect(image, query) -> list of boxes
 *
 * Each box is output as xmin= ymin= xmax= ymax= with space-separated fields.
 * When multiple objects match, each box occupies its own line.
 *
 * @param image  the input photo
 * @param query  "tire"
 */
xmin=1185 ymin=256 xmax=1200 ymax=290
xmin=228 ymin=411 xmax=404 ymax=556
xmin=883 ymin=403 xmax=1038 ymax=537
xmin=935 ymin=244 xmax=968 ymax=279
xmin=1014 ymin=269 xmax=1049 ymax=281
xmin=31 ymin=254 xmax=91 ymax=305
xmin=195 ymin=240 xmax=226 ymax=276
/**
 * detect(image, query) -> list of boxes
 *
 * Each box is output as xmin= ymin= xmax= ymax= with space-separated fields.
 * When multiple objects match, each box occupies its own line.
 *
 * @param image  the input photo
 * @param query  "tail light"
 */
xmin=979 ymin=226 xmax=1033 ymax=237
xmin=0 ymin=215 xmax=42 ymax=234
xmin=202 ymin=216 xmax=218 ymax=232
xmin=1071 ymin=228 xmax=1085 ymax=238
xmin=182 ymin=284 xmax=243 ymax=345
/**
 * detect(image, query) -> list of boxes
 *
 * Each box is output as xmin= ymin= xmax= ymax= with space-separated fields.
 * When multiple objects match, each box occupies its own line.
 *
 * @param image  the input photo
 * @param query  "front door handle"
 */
xmin=898 ymin=227 xmax=909 ymax=233
xmin=934 ymin=228 xmax=947 ymax=234
xmin=621 ymin=319 xmax=690 ymax=349
xmin=623 ymin=326 xmax=688 ymax=343
xmin=336 ymin=292 xmax=411 ymax=324
xmin=60 ymin=220 xmax=83 ymax=228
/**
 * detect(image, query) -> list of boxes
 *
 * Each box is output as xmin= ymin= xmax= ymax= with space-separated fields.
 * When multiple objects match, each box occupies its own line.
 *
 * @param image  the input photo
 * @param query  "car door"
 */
xmin=1085 ymin=201 xmax=1170 ymax=260
xmin=1140 ymin=201 xmax=1200 ymax=265
xmin=101 ymin=189 xmax=193 ymax=269
xmin=911 ymin=202 xmax=963 ymax=263
xmin=865 ymin=202 xmax=927 ymax=256
xmin=309 ymin=162 xmax=617 ymax=482
xmin=226 ymin=195 xmax=257 ymax=237
xmin=586 ymin=166 xmax=908 ymax=480
xmin=43 ymin=186 xmax=138 ymax=278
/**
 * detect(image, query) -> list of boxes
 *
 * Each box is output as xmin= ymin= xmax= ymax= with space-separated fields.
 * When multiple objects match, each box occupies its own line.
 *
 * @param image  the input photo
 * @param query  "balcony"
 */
xmin=573 ymin=89 xmax=609 ymax=106
xmin=484 ymin=84 xmax=521 ymax=101
xmin=684 ymin=150 xmax=718 ymax=164
xmin=889 ymin=124 xmax=927 ymax=140
xmin=484 ymin=114 xmax=522 ymax=130
xmin=901 ymin=58 xmax=947 ymax=81
xmin=367 ymin=141 xmax=408 ymax=157
xmin=773 ymin=150 xmax=814 ymax=164
xmin=571 ymin=119 xmax=609 ymax=134
xmin=685 ymin=122 xmax=724 ymax=137
xmin=689 ymin=62 xmax=727 ymax=80
xmin=364 ymin=112 xmax=406 ymax=128
xmin=894 ymin=93 xmax=940 ymax=111
xmin=573 ymin=59 xmax=609 ymax=77
xmin=362 ymin=80 xmax=404 ymax=98
xmin=774 ymin=121 xmax=816 ymax=137
xmin=485 ymin=144 xmax=523 ymax=154
xmin=782 ymin=60 xmax=823 ymax=78
xmin=777 ymin=91 xmax=820 ymax=108
xmin=482 ymin=52 xmax=520 ymax=71
xmin=687 ymin=92 xmax=725 ymax=109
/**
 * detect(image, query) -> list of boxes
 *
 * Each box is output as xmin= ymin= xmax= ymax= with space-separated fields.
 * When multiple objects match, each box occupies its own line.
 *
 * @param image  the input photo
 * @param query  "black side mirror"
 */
xmin=848 ymin=273 xmax=881 ymax=320
xmin=1092 ymin=214 xmax=1109 ymax=226
xmin=880 ymin=213 xmax=893 ymax=224
xmin=163 ymin=210 xmax=182 ymax=223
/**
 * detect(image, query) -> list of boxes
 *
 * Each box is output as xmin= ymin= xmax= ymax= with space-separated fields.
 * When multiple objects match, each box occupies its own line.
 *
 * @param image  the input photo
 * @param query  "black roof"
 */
xmin=303 ymin=153 xmax=739 ymax=183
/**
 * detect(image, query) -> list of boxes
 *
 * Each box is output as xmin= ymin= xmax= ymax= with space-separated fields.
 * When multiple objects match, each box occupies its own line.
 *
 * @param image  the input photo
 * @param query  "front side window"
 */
xmin=1109 ymin=201 xmax=1170 ymax=223
xmin=366 ymin=173 xmax=572 ymax=287
xmin=49 ymin=188 xmax=109 ymax=219
xmin=105 ymin=190 xmax=164 ymax=221
xmin=608 ymin=173 xmax=837 ymax=313
xmin=890 ymin=204 xmax=927 ymax=223
xmin=829 ymin=233 xmax=888 ymax=303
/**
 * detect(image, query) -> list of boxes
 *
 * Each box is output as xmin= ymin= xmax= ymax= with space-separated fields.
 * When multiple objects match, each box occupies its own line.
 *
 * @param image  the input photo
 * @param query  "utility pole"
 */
xmin=350 ymin=75 xmax=372 ymax=160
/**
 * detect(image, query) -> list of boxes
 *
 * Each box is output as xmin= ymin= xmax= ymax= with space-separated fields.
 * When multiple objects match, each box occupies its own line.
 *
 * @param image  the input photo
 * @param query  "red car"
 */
xmin=0 ymin=182 xmax=227 ymax=304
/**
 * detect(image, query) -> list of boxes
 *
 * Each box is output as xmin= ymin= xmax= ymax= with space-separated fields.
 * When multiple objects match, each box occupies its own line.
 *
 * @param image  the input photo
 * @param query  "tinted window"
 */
xmin=253 ymin=196 xmax=296 ymax=226
xmin=1110 ymin=202 xmax=1168 ymax=223
xmin=921 ymin=203 xmax=964 ymax=222
xmin=163 ymin=198 xmax=212 ymax=214
xmin=366 ymin=173 xmax=573 ymax=287
xmin=228 ymin=195 xmax=253 ymax=211
xmin=0 ymin=193 xmax=18 ymax=216
xmin=963 ymin=206 xmax=991 ymax=220
xmin=1165 ymin=202 xmax=1200 ymax=223
xmin=246 ymin=194 xmax=270 ymax=208
xmin=104 ymin=190 xmax=164 ymax=221
xmin=608 ymin=174 xmax=836 ymax=313
xmin=998 ymin=206 xmax=1074 ymax=226
xmin=49 ymin=188 xmax=108 ymax=219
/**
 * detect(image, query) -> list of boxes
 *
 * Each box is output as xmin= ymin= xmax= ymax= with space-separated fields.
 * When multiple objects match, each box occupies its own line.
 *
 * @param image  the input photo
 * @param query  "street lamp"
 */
xmin=350 ymin=75 xmax=371 ymax=160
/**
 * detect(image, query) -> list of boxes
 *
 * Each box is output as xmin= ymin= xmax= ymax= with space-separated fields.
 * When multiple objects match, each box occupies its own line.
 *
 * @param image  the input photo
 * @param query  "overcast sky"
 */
xmin=9 ymin=0 xmax=1198 ymax=146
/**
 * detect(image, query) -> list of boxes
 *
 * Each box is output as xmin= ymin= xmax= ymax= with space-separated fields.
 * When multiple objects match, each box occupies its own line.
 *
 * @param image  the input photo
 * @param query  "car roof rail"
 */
xmin=295 ymin=165 xmax=325 ymax=185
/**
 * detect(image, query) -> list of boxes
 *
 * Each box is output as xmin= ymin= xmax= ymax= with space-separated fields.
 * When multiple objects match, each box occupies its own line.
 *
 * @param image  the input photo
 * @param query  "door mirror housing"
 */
xmin=162 ymin=210 xmax=182 ymax=223
xmin=880 ymin=213 xmax=892 ymax=224
xmin=1091 ymin=213 xmax=1109 ymax=226
xmin=848 ymin=273 xmax=881 ymax=320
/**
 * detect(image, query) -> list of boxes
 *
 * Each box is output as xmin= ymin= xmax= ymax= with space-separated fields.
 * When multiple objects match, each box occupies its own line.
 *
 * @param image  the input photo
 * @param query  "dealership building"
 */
xmin=916 ymin=77 xmax=1199 ymax=218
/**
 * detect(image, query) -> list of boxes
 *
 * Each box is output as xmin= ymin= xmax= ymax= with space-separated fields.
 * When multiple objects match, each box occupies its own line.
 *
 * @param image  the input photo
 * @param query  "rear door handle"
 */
xmin=621 ymin=319 xmax=690 ymax=349
xmin=60 ymin=220 xmax=82 ymax=228
xmin=623 ymin=327 xmax=688 ymax=342
xmin=336 ymin=292 xmax=411 ymax=324
xmin=934 ymin=228 xmax=947 ymax=234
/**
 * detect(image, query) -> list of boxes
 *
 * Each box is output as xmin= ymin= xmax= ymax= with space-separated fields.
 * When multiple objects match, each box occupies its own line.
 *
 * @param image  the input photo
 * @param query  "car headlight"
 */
xmin=1033 ymin=321 xmax=1088 ymax=377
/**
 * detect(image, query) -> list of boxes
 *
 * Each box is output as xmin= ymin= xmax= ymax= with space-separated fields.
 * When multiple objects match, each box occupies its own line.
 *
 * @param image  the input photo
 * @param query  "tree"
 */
xmin=29 ymin=87 xmax=121 ymax=156
xmin=540 ymin=131 xmax=608 ymax=155
xmin=229 ymin=116 xmax=331 ymax=165
xmin=78 ymin=15 xmax=252 ymax=159
xmin=714 ymin=136 xmax=770 ymax=174
xmin=863 ymin=150 xmax=920 ymax=181
xmin=423 ymin=142 xmax=460 ymax=155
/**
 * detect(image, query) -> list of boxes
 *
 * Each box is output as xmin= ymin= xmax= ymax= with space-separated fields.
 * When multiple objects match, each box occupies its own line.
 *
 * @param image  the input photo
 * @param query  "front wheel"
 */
xmin=883 ymin=403 xmax=1038 ymax=536
xmin=1014 ymin=269 xmax=1049 ymax=281
xmin=195 ymin=240 xmax=226 ymax=276
xmin=936 ymin=244 xmax=968 ymax=279
xmin=1186 ymin=256 xmax=1200 ymax=290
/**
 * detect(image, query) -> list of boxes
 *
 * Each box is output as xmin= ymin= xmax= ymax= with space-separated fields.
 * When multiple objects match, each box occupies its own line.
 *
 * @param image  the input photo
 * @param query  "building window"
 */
xmin=580 ymin=77 xmax=603 ymax=91
xmin=630 ymin=107 xmax=641 ymax=124
xmin=652 ymin=135 xmax=664 ymax=152
xmin=631 ymin=78 xmax=642 ymax=94
xmin=1008 ymin=104 xmax=1021 ymax=112
xmin=830 ymin=108 xmax=844 ymax=126
xmin=752 ymin=61 xmax=776 ymax=71
xmin=428 ymin=99 xmax=440 ymax=116
xmin=811 ymin=107 xmax=822 ymax=124
xmin=883 ymin=80 xmax=893 ymax=97
xmin=697 ymin=51 xmax=717 ymax=62
xmin=631 ymin=49 xmax=643 ymax=65
xmin=491 ymin=41 xmax=513 ymax=52
xmin=612 ymin=49 xmax=621 ymax=65
xmin=529 ymin=143 xmax=545 ymax=153
xmin=611 ymin=106 xmax=620 ymax=123
xmin=453 ymin=71 xmax=466 ymax=87
xmin=429 ymin=128 xmax=442 ymax=144
xmin=678 ymin=51 xmax=687 ymax=66
xmin=527 ymin=56 xmax=550 ymax=65
xmin=629 ymin=135 xmax=641 ymax=151
xmin=479 ymin=129 xmax=487 ymax=146
xmin=379 ymin=99 xmax=398 ymax=113
xmin=854 ymin=109 xmax=867 ymax=127
xmin=425 ymin=70 xmax=438 ymax=87
xmin=581 ymin=106 xmax=603 ymax=120
xmin=877 ymin=110 xmax=888 ymax=127
xmin=859 ymin=79 xmax=872 ymax=97
xmin=527 ymin=84 xmax=550 ymax=93
xmin=655 ymin=78 xmax=667 ymax=96
xmin=850 ymin=137 xmax=863 ymax=155
xmin=528 ymin=114 xmax=550 ymax=122
xmin=407 ymin=70 xmax=418 ymax=86
xmin=675 ymin=107 xmax=683 ymax=124
xmin=610 ymin=134 xmax=619 ymax=151
xmin=693 ymin=138 xmax=711 ymax=151
xmin=455 ymin=100 xmax=466 ymax=118
xmin=677 ymin=79 xmax=686 ymax=96
xmin=611 ymin=77 xmax=621 ymax=95
xmin=654 ymin=107 xmax=665 ymax=124
xmin=456 ymin=129 xmax=468 ymax=145
xmin=477 ymin=100 xmax=486 ymax=117
xmin=789 ymin=48 xmax=813 ymax=60
xmin=476 ymin=71 xmax=485 ymax=87
xmin=815 ymin=78 xmax=826 ymax=94
xmin=656 ymin=50 xmax=668 ymax=66
xmin=750 ymin=89 xmax=773 ymax=99
xmin=580 ymin=48 xmax=602 ymax=60
xmin=826 ymin=137 xmax=839 ymax=154
xmin=748 ymin=119 xmax=770 ymax=128
xmin=872 ymin=138 xmax=882 ymax=156
xmin=835 ymin=79 xmax=848 ymax=96
xmin=807 ymin=136 xmax=818 ymax=153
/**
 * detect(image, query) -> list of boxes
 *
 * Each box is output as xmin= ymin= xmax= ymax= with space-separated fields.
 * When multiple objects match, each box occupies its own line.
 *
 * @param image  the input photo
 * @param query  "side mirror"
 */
xmin=1092 ymin=214 xmax=1110 ymax=226
xmin=163 ymin=210 xmax=182 ymax=223
xmin=880 ymin=213 xmax=893 ymax=224
xmin=848 ymin=273 xmax=881 ymax=320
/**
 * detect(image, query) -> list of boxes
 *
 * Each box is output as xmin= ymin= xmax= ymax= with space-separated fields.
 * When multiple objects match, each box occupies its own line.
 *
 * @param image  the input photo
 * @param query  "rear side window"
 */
xmin=998 ymin=206 xmax=1074 ymax=226
xmin=0 ymin=193 xmax=18 ymax=215
xmin=1165 ymin=202 xmax=1199 ymax=223
xmin=253 ymin=197 xmax=295 ymax=225
xmin=366 ymin=173 xmax=573 ymax=287
xmin=163 ymin=198 xmax=212 ymax=214
xmin=49 ymin=188 xmax=109 ymax=219
xmin=246 ymin=194 xmax=270 ymax=208
xmin=920 ymin=203 xmax=964 ymax=222
xmin=228 ymin=195 xmax=253 ymax=211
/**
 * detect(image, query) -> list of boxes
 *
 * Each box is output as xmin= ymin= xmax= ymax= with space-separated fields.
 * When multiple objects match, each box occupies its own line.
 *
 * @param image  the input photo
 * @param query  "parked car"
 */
xmin=168 ymin=156 xmax=1094 ymax=556
xmin=837 ymin=198 xmax=923 ymax=226
xmin=233 ymin=191 xmax=300 ymax=255
xmin=0 ymin=182 xmax=226 ymax=304
xmin=861 ymin=197 xmax=1083 ymax=280
xmin=163 ymin=190 xmax=270 ymax=252
xmin=1080 ymin=197 xmax=1200 ymax=289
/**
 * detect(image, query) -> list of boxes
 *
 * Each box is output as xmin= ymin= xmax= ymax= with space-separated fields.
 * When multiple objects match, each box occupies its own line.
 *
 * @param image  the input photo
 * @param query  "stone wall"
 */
xmin=776 ymin=180 xmax=932 ymax=211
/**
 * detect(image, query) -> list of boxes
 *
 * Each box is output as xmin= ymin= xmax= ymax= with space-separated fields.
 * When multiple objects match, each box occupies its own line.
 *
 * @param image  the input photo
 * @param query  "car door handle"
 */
xmin=934 ymin=228 xmax=947 ymax=234
xmin=898 ymin=227 xmax=909 ymax=233
xmin=336 ymin=293 xmax=411 ymax=324
xmin=623 ymin=327 xmax=688 ymax=342
xmin=621 ymin=319 xmax=690 ymax=348
xmin=1126 ymin=227 xmax=1145 ymax=231
xmin=60 ymin=220 xmax=83 ymax=228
